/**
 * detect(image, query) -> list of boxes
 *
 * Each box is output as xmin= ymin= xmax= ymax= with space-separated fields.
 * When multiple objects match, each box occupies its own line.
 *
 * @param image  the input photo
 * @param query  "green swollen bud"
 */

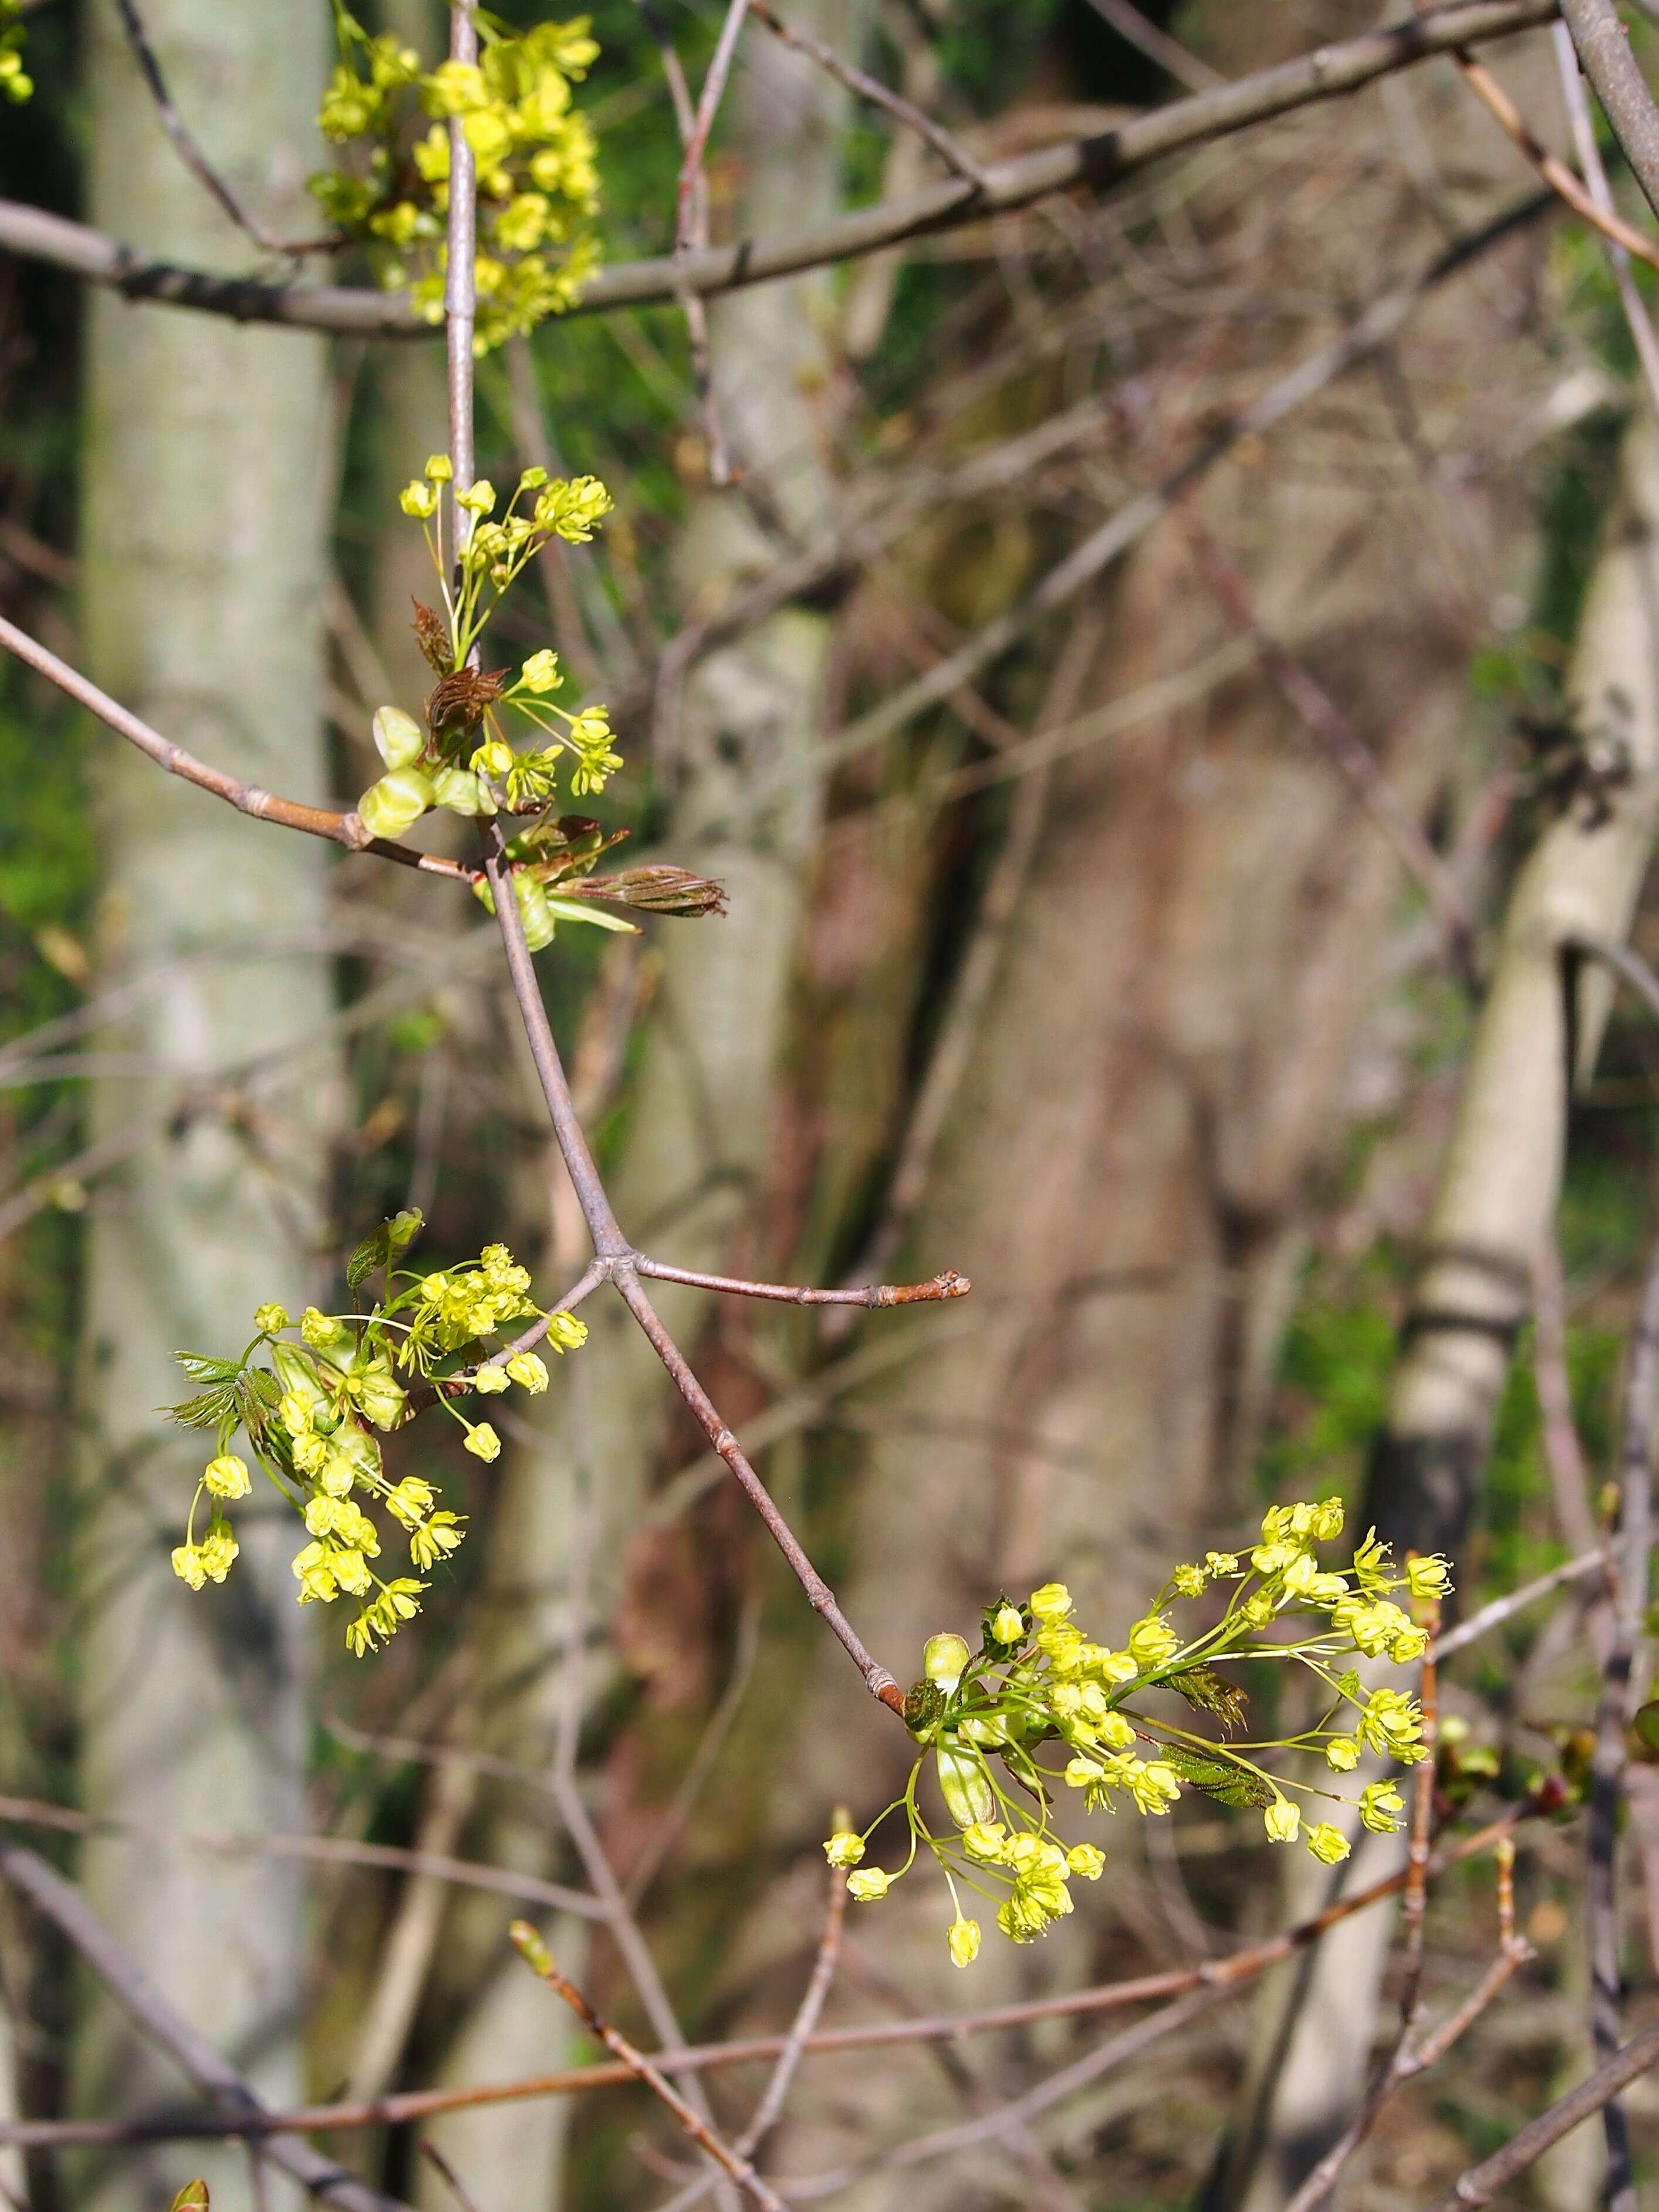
xmin=990 ymin=1602 xmax=1025 ymax=1646
xmin=515 ymin=873 xmax=556 ymax=952
xmin=432 ymin=766 xmax=495 ymax=817
xmin=372 ymin=706 xmax=425 ymax=770
xmin=935 ymin=1739 xmax=995 ymax=1829
xmin=271 ymin=1343 xmax=326 ymax=1408
xmin=359 ymin=767 xmax=435 ymax=840
xmin=924 ymin=1632 xmax=971 ymax=1693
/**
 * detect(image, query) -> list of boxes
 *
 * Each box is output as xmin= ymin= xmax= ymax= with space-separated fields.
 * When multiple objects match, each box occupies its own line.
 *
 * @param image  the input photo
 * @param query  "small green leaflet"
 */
xmin=1158 ymin=1744 xmax=1275 ymax=1809
xmin=346 ymin=1207 xmax=424 ymax=1290
xmin=169 ymin=2183 xmax=210 ymax=2212
xmin=165 ymin=1361 xmax=279 ymax=1440
xmin=1165 ymin=1665 xmax=1248 ymax=1735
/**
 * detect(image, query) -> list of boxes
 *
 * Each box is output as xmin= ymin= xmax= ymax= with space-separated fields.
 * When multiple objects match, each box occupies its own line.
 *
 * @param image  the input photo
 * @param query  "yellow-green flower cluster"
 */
xmin=358 ymin=459 xmax=621 ymax=870
xmin=826 ymin=1499 xmax=1449 ymax=1965
xmin=165 ymin=1219 xmax=588 ymax=1655
xmin=0 ymin=0 xmax=30 ymax=103
xmin=310 ymin=9 xmax=600 ymax=352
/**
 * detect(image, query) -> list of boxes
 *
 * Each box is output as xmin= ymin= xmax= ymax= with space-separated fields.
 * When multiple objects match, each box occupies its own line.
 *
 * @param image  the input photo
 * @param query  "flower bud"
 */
xmin=373 ymin=705 xmax=425 ymax=770
xmin=935 ymin=1741 xmax=994 ymax=1828
xmin=471 ymin=738 xmax=515 ymax=778
xmin=1263 ymin=1797 xmax=1301 ymax=1844
xmin=1066 ymin=1844 xmax=1106 ymax=1880
xmin=359 ymin=767 xmax=436 ymax=841
xmin=947 ymin=1917 xmax=981 ymax=1968
xmin=1325 ymin=1736 xmax=1359 ymax=1772
xmin=1028 ymin=1582 xmax=1072 ymax=1622
xmin=990 ymin=1602 xmax=1025 ymax=1645
xmin=519 ymin=648 xmax=561 ymax=693
xmin=473 ymin=1364 xmax=509 ymax=1395
xmin=923 ymin=1632 xmax=971 ymax=1692
xmin=1306 ymin=1821 xmax=1351 ymax=1866
xmin=425 ymin=454 xmax=453 ymax=482
xmin=823 ymin=1830 xmax=864 ymax=1868
xmin=254 ymin=1303 xmax=289 ymax=1334
xmin=846 ymin=1868 xmax=890 ymax=1902
xmin=506 ymin=1352 xmax=549 ymax=1393
xmin=464 ymin=1422 xmax=501 ymax=1463
xmin=961 ymin=1821 xmax=1006 ymax=1862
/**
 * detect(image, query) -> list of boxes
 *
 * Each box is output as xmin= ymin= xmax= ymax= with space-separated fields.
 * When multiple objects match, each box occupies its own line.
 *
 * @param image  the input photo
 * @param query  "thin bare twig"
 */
xmin=748 ymin=3 xmax=988 ymax=184
xmin=635 ymin=1259 xmax=969 ymax=1308
xmin=0 ymin=613 xmax=472 ymax=880
xmin=1553 ymin=22 xmax=1659 ymax=417
xmin=1587 ymin=1237 xmax=1659 ymax=2210
xmin=0 ymin=1793 xmax=603 ymax=1920
xmin=1187 ymin=523 xmax=1478 ymax=983
xmin=1425 ymin=2011 xmax=1659 ymax=2208
xmin=509 ymin=1927 xmax=788 ymax=2212
xmin=673 ymin=0 xmax=752 ymax=482
xmin=1079 ymin=0 xmax=1222 ymax=93
xmin=1560 ymin=0 xmax=1659 ymax=225
xmin=1431 ymin=1545 xmax=1606 ymax=1659
xmin=0 ymin=1812 xmax=1526 ymax=2151
xmin=0 ymin=1 xmax=1565 ymax=336
xmin=418 ymin=2140 xmax=483 ymax=2212
xmin=0 ymin=1841 xmax=413 ymax=2212
xmin=110 ymin=0 xmax=333 ymax=255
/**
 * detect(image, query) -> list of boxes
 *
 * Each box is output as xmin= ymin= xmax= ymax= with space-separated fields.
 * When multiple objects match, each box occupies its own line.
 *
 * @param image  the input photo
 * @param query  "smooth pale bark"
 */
xmin=1232 ymin=407 xmax=1659 ymax=2212
xmin=70 ymin=5 xmax=333 ymax=2207
xmin=414 ymin=11 xmax=870 ymax=2203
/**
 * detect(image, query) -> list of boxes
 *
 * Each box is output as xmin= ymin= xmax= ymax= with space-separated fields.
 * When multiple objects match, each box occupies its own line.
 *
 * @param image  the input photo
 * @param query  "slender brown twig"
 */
xmin=1587 ymin=1238 xmax=1659 ymax=2210
xmin=1425 ymin=2011 xmax=1659 ymax=2208
xmin=635 ymin=1259 xmax=969 ymax=1308
xmin=1187 ymin=523 xmax=1478 ymax=983
xmin=0 ymin=1841 xmax=414 ymax=2212
xmin=1560 ymin=0 xmax=1659 ymax=225
xmin=747 ymin=3 xmax=988 ymax=185
xmin=0 ymin=1794 xmax=603 ymax=1920
xmin=1079 ymin=0 xmax=1221 ymax=93
xmin=0 ymin=613 xmax=472 ymax=880
xmin=0 ymin=1812 xmax=1527 ymax=2152
xmin=1431 ymin=1545 xmax=1605 ymax=1659
xmin=671 ymin=0 xmax=751 ymax=482
xmin=110 ymin=0 xmax=334 ymax=255
xmin=0 ymin=1 xmax=1564 ymax=337
xmin=418 ymin=2140 xmax=483 ymax=2212
xmin=509 ymin=1926 xmax=789 ymax=2212
xmin=1553 ymin=22 xmax=1659 ymax=418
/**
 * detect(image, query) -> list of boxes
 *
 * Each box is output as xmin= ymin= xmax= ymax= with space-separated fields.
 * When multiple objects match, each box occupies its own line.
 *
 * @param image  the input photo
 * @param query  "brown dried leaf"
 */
xmin=411 ymin=600 xmax=450 ymax=675
xmin=425 ymin=665 xmax=506 ymax=741
xmin=578 ymin=865 xmax=729 ymax=916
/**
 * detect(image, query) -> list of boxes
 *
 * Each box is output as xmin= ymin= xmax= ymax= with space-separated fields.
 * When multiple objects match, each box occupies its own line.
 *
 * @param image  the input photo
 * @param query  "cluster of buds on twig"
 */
xmin=826 ymin=1497 xmax=1451 ymax=1966
xmin=311 ymin=7 xmax=600 ymax=351
xmin=165 ymin=1210 xmax=586 ymax=1655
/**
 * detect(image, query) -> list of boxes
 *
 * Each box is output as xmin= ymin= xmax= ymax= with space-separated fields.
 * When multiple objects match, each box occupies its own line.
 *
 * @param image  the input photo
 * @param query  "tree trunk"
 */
xmin=1231 ymin=403 xmax=1659 ymax=2212
xmin=70 ymin=5 xmax=333 ymax=2206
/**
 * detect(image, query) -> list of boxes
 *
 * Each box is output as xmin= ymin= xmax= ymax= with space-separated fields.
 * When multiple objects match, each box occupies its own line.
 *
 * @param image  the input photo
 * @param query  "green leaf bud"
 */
xmin=372 ymin=706 xmax=425 ymax=769
xmin=514 ymin=872 xmax=556 ymax=952
xmin=924 ymin=1631 xmax=971 ymax=1692
xmin=935 ymin=1740 xmax=995 ymax=1829
xmin=358 ymin=767 xmax=435 ymax=840
xmin=432 ymin=766 xmax=495 ymax=816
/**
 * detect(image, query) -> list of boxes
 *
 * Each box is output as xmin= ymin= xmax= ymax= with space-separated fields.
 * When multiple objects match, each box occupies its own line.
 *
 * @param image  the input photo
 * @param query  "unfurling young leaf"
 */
xmin=576 ymin=865 xmax=728 ymax=916
xmin=1157 ymin=1745 xmax=1276 ymax=1809
xmin=1165 ymin=1664 xmax=1248 ymax=1735
xmin=346 ymin=1208 xmax=424 ymax=1290
xmin=169 ymin=2182 xmax=210 ymax=2212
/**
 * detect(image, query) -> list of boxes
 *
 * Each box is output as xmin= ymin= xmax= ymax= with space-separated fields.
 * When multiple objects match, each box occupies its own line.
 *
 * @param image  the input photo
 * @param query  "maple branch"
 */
xmin=0 ymin=2 xmax=1560 ymax=337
